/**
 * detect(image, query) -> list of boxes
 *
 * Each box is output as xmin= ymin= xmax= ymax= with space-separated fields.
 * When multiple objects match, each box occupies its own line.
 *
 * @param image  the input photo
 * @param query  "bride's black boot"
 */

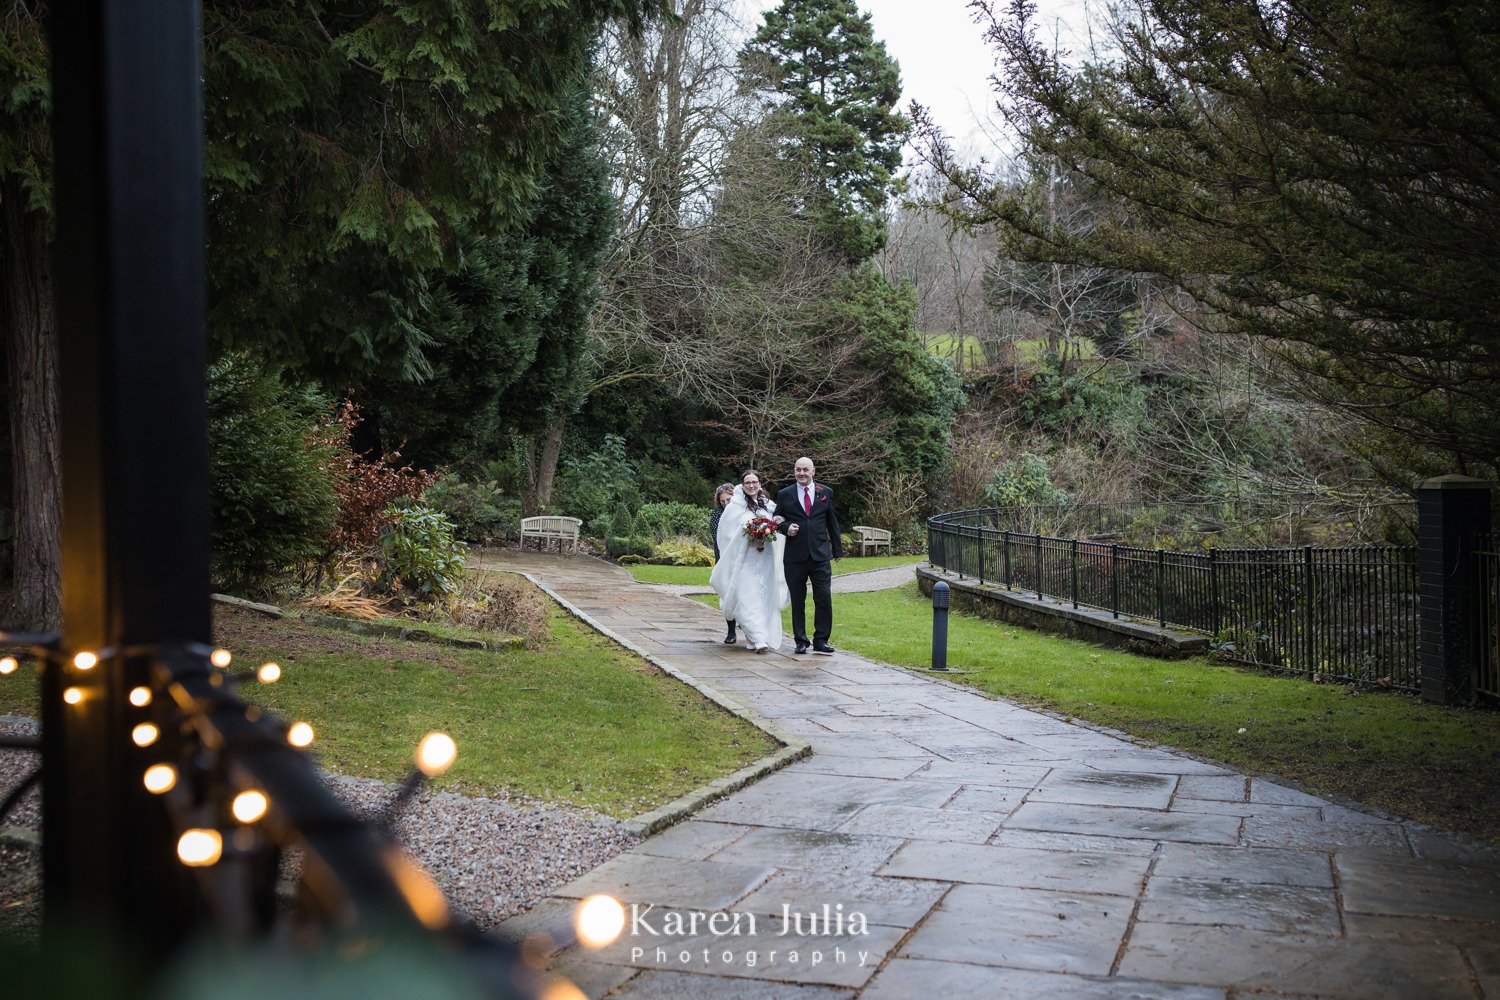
xmin=723 ymin=619 xmax=737 ymax=644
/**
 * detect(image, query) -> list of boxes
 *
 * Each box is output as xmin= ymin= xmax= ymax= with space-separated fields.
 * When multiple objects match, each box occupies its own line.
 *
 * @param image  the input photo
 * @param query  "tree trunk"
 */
xmin=1 ymin=177 xmax=61 ymax=629
xmin=533 ymin=415 xmax=566 ymax=512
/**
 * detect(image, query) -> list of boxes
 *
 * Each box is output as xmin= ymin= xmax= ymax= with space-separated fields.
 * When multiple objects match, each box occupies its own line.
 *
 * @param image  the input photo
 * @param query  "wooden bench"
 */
xmin=852 ymin=525 xmax=892 ymax=556
xmin=519 ymin=515 xmax=582 ymax=551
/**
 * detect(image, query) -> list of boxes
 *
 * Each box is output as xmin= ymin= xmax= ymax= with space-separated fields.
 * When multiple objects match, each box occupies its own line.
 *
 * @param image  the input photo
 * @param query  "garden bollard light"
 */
xmin=931 ymin=580 xmax=950 ymax=671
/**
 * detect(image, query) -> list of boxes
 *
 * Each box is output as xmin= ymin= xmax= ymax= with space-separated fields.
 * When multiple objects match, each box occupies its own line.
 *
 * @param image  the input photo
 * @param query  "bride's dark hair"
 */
xmin=741 ymin=469 xmax=769 ymax=511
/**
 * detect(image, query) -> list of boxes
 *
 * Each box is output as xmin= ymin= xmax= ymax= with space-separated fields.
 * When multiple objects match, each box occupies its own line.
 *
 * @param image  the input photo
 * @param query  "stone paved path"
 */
xmin=484 ymin=551 xmax=1500 ymax=999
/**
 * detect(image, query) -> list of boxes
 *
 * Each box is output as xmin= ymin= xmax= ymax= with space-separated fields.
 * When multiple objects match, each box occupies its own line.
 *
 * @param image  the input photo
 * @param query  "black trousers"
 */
xmin=785 ymin=559 xmax=833 ymax=643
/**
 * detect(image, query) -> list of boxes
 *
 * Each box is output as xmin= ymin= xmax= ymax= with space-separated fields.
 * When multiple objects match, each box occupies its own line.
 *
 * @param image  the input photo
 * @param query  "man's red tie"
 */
xmin=803 ymin=488 xmax=812 ymax=516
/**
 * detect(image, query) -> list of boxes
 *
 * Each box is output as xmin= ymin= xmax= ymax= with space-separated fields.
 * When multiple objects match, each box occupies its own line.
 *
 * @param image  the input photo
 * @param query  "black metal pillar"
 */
xmin=1417 ymin=476 xmax=1493 ymax=704
xmin=47 ymin=0 xmax=209 ymax=962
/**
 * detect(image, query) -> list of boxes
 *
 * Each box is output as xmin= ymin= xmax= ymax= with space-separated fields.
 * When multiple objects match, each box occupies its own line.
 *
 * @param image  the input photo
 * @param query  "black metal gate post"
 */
xmin=1417 ymin=476 xmax=1494 ymax=704
xmin=48 ymin=0 xmax=210 ymax=962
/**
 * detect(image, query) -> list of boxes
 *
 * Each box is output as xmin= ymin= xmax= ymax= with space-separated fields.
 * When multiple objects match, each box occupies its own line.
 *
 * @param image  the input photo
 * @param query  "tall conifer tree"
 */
xmin=741 ymin=0 xmax=907 ymax=262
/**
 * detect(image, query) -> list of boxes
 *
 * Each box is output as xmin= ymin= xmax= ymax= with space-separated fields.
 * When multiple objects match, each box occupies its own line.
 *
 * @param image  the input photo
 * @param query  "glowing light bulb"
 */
xmin=132 ymin=722 xmax=160 ymax=747
xmin=177 ymin=829 xmax=222 ymax=866
xmin=0 ymin=656 xmax=17 ymax=675
xmin=231 ymin=790 xmax=269 ymax=823
xmin=540 ymin=982 xmax=589 ymax=1000
xmin=73 ymin=651 xmax=98 ymax=670
xmin=287 ymin=722 xmax=315 ymax=747
xmin=257 ymin=662 xmax=281 ymax=684
xmin=575 ymin=894 xmax=626 ymax=949
xmin=210 ymin=648 xmax=232 ymax=668
xmin=415 ymin=732 xmax=457 ymax=776
xmin=63 ymin=686 xmax=83 ymax=705
xmin=143 ymin=764 xmax=177 ymax=793
xmin=129 ymin=686 xmax=152 ymax=707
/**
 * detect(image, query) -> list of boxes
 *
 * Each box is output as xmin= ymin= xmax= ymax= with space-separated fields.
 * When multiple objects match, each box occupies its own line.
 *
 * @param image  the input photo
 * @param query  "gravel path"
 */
xmin=0 ymin=715 xmax=636 ymax=937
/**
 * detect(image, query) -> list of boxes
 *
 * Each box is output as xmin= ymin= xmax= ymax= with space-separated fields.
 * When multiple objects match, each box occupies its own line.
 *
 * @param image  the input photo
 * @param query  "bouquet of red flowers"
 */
xmin=744 ymin=515 xmax=779 ymax=551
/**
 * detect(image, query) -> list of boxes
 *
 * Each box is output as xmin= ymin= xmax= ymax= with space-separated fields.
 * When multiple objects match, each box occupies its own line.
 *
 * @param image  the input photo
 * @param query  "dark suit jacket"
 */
xmin=775 ymin=482 xmax=843 ymax=564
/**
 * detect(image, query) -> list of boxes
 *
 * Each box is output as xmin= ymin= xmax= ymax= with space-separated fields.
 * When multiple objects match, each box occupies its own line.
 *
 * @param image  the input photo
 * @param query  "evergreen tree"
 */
xmin=354 ymin=82 xmax=614 ymax=470
xmin=937 ymin=0 xmax=1500 ymax=477
xmin=0 ymin=1 xmax=654 ymax=623
xmin=741 ymin=0 xmax=907 ymax=262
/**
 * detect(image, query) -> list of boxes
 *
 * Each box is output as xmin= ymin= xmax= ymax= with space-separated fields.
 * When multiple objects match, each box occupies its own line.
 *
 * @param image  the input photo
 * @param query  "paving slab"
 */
xmin=1137 ymin=876 xmax=1341 ymax=934
xmin=862 ymin=959 xmax=1228 ymax=1000
xmin=834 ymin=803 xmax=1004 ymax=843
xmin=1029 ymin=768 xmax=1179 ymax=809
xmin=632 ymin=821 xmax=753 ymax=862
xmin=609 ymin=971 xmax=854 ymax=999
xmin=899 ymin=883 xmax=1133 ymax=974
xmin=880 ymin=839 xmax=1151 ymax=897
xmin=1336 ymin=850 xmax=1500 ymax=920
xmin=1119 ymin=923 xmax=1476 ymax=998
xmin=1152 ymin=843 xmax=1333 ymax=888
xmin=709 ymin=827 xmax=905 ymax=875
xmin=553 ymin=854 xmax=773 ymax=910
xmin=1005 ymin=801 xmax=1243 ymax=845
xmin=477 ymin=551 xmax=1500 ymax=999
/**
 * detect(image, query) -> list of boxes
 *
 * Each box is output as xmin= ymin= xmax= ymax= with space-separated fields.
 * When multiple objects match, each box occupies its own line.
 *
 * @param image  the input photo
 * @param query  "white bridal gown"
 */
xmin=709 ymin=485 xmax=790 ymax=651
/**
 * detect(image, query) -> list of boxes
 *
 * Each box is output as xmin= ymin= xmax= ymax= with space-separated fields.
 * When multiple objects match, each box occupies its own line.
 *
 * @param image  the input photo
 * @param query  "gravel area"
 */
xmin=0 ymin=716 xmax=41 ymax=943
xmin=323 ymin=774 xmax=636 ymax=930
xmin=0 ymin=715 xmax=635 ymax=940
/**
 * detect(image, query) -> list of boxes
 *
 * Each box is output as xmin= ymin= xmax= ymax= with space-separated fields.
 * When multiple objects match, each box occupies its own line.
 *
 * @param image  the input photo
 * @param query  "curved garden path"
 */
xmin=479 ymin=549 xmax=1500 ymax=999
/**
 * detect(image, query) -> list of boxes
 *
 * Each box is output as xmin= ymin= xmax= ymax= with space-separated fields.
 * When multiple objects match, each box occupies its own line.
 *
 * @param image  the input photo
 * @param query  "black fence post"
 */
xmin=1417 ymin=476 xmax=1494 ymax=704
xmin=1156 ymin=549 xmax=1166 ymax=627
xmin=978 ymin=527 xmax=986 ymax=585
xmin=1035 ymin=533 xmax=1043 ymax=599
xmin=1111 ymin=544 xmax=1120 ymax=618
xmin=1303 ymin=546 xmax=1316 ymax=679
xmin=48 ymin=0 xmax=209 ymax=965
xmin=1071 ymin=538 xmax=1079 ymax=609
xmin=1209 ymin=547 xmax=1221 ymax=637
xmin=1003 ymin=531 xmax=1012 ymax=589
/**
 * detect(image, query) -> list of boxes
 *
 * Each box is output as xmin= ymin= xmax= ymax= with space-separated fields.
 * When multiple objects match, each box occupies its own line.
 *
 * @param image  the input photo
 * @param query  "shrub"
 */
xmin=553 ymin=435 xmax=638 ymax=525
xmin=646 ymin=537 xmax=713 ymax=566
xmin=609 ymin=502 xmax=636 ymax=539
xmin=605 ymin=535 xmax=653 ymax=560
xmin=426 ymin=477 xmax=518 ymax=542
xmin=981 ymin=451 xmax=1071 ymax=508
xmin=208 ymin=356 xmax=339 ymax=593
xmin=378 ymin=505 xmax=467 ymax=601
xmin=320 ymin=401 xmax=439 ymax=553
xmin=634 ymin=501 xmax=707 ymax=542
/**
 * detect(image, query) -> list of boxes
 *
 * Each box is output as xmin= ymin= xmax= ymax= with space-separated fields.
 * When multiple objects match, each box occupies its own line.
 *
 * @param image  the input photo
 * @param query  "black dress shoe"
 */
xmin=794 ymin=642 xmax=809 ymax=654
xmin=812 ymin=643 xmax=836 ymax=655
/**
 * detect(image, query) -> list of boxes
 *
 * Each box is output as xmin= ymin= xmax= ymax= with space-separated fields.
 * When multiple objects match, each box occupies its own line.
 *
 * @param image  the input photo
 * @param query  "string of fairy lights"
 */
xmin=0 ymin=633 xmax=458 ymax=910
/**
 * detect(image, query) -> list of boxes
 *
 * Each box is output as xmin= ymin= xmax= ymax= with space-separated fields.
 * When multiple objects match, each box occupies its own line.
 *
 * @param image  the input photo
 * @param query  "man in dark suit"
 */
xmin=774 ymin=456 xmax=843 ymax=655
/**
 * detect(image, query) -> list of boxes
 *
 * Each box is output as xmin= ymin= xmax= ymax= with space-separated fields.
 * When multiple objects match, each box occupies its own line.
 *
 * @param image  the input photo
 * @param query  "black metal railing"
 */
xmin=1479 ymin=533 xmax=1500 ymax=700
xmin=929 ymin=508 xmax=1421 ymax=691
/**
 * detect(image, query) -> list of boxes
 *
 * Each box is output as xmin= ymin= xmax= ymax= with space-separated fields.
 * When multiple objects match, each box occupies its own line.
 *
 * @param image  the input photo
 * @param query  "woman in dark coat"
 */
xmin=709 ymin=483 xmax=736 ymax=643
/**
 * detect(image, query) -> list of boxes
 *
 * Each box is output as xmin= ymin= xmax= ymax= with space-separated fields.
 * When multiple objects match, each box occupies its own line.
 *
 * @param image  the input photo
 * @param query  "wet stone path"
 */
xmin=482 ymin=551 xmax=1500 ymax=999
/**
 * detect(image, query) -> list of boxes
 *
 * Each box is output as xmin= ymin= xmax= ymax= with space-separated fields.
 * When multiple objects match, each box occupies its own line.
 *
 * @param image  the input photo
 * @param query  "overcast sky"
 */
xmin=742 ymin=0 xmax=1098 ymax=162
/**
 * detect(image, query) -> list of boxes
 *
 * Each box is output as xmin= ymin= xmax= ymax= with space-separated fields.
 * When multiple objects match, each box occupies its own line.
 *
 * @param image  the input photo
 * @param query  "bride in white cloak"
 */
xmin=709 ymin=478 xmax=789 ymax=653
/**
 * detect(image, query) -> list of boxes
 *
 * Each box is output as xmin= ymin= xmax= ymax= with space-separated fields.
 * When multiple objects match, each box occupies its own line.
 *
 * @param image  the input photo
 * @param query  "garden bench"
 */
xmin=519 ymin=515 xmax=582 ymax=552
xmin=852 ymin=525 xmax=893 ymax=556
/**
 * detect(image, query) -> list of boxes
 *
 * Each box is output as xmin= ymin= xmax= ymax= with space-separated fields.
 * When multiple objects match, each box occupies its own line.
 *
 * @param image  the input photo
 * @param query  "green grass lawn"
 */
xmin=0 ymin=599 xmax=779 ymax=819
xmin=698 ymin=582 xmax=1500 ymax=841
xmin=628 ymin=553 xmax=925 ymax=586
xmin=923 ymin=332 xmax=985 ymax=367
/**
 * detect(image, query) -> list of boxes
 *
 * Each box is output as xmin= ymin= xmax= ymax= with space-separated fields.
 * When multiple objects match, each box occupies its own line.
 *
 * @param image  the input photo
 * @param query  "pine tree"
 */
xmin=741 ymin=0 xmax=907 ymax=262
